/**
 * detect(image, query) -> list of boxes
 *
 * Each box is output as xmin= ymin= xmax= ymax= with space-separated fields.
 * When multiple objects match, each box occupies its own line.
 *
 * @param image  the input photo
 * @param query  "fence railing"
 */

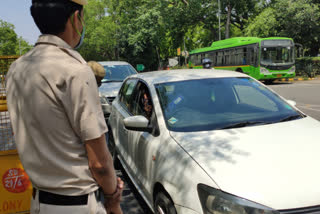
xmin=0 ymin=56 xmax=18 ymax=153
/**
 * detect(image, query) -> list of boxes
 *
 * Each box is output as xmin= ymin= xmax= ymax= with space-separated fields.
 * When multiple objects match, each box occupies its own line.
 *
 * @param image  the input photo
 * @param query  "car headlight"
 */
xmin=289 ymin=66 xmax=295 ymax=74
xmin=260 ymin=67 xmax=271 ymax=75
xmin=198 ymin=184 xmax=279 ymax=214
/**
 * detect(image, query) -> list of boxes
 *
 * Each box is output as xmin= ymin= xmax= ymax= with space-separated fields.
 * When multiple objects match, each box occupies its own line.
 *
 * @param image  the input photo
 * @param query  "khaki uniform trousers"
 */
xmin=31 ymin=190 xmax=107 ymax=214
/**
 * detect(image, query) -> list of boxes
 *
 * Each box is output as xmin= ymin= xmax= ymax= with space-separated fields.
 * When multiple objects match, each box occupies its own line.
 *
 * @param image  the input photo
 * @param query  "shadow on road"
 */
xmin=116 ymin=167 xmax=153 ymax=214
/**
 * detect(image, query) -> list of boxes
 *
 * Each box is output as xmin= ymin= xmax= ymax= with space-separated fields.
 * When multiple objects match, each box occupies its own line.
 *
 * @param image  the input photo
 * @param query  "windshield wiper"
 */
xmin=279 ymin=114 xmax=302 ymax=122
xmin=220 ymin=121 xmax=269 ymax=130
xmin=101 ymin=79 xmax=123 ymax=83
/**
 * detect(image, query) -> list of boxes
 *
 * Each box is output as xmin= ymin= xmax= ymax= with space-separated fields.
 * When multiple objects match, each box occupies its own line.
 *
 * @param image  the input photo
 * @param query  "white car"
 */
xmin=98 ymin=61 xmax=137 ymax=119
xmin=108 ymin=69 xmax=320 ymax=214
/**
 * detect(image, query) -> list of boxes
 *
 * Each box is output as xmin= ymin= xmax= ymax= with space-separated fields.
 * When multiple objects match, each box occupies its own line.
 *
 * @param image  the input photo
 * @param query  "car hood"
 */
xmin=99 ymin=82 xmax=122 ymax=97
xmin=170 ymin=117 xmax=320 ymax=210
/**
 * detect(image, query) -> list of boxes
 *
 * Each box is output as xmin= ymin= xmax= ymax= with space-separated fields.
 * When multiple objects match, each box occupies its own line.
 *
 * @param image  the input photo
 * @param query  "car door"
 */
xmin=112 ymin=78 xmax=138 ymax=170
xmin=127 ymin=81 xmax=161 ymax=200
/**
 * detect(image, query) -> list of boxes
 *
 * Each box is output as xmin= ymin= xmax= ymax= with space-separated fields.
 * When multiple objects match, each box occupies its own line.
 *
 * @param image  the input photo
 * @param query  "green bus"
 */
xmin=188 ymin=37 xmax=296 ymax=82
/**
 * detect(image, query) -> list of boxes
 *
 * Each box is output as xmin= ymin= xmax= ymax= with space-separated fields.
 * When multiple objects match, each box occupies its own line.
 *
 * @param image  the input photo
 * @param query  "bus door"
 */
xmin=0 ymin=56 xmax=32 ymax=214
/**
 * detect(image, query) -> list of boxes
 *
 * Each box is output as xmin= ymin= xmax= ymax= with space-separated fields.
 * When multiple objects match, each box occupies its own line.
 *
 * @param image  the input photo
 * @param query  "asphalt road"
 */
xmin=268 ymin=78 xmax=320 ymax=121
xmin=117 ymin=165 xmax=153 ymax=214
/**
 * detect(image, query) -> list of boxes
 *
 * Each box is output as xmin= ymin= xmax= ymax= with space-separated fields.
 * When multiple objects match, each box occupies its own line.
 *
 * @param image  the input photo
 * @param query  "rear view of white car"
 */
xmin=109 ymin=69 xmax=320 ymax=214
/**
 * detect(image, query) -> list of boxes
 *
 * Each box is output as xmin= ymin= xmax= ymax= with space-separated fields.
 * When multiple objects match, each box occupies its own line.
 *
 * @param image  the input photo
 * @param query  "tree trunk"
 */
xmin=225 ymin=4 xmax=232 ymax=39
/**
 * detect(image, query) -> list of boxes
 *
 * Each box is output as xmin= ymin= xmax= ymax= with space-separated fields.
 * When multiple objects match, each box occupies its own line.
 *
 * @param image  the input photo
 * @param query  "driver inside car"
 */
xmin=140 ymin=87 xmax=153 ymax=120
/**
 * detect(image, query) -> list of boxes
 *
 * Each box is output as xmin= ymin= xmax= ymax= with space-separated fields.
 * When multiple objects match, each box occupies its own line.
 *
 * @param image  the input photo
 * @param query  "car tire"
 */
xmin=154 ymin=192 xmax=177 ymax=214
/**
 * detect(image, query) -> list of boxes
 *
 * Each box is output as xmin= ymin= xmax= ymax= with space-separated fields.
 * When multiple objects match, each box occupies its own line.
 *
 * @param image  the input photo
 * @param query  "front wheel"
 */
xmin=154 ymin=192 xmax=177 ymax=214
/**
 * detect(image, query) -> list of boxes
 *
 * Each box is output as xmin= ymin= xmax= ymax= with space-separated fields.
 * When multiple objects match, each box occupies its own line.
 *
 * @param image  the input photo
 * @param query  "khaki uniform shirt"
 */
xmin=6 ymin=35 xmax=108 ymax=195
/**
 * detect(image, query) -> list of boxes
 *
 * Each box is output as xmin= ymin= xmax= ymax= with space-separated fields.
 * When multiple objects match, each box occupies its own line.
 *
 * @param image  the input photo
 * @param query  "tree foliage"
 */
xmin=77 ymin=0 xmax=320 ymax=70
xmin=245 ymin=0 xmax=320 ymax=56
xmin=0 ymin=20 xmax=32 ymax=56
xmin=79 ymin=0 xmax=118 ymax=61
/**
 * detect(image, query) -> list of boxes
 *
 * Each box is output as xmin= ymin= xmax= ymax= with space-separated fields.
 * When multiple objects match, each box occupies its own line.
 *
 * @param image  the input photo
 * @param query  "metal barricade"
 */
xmin=0 ymin=56 xmax=16 ymax=152
xmin=0 ymin=56 xmax=31 ymax=214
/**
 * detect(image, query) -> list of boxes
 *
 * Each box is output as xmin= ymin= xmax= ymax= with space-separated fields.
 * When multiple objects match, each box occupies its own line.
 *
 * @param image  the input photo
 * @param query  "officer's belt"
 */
xmin=33 ymin=188 xmax=101 ymax=206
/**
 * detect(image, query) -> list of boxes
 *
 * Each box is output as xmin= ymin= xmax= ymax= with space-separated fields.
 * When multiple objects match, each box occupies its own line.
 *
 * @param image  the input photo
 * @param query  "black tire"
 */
xmin=264 ymin=79 xmax=275 ymax=84
xmin=154 ymin=192 xmax=177 ymax=214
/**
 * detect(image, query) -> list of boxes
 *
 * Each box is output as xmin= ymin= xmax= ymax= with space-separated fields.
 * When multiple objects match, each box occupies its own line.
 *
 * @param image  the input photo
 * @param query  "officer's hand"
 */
xmin=104 ymin=177 xmax=124 ymax=213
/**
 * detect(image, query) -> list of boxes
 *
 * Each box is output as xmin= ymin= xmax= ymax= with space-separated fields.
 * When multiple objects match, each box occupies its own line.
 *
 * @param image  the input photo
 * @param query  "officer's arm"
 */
xmin=85 ymin=134 xmax=123 ymax=211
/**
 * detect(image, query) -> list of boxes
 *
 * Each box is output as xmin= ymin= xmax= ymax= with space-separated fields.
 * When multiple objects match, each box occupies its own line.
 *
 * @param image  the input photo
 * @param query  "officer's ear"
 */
xmin=73 ymin=10 xmax=82 ymax=27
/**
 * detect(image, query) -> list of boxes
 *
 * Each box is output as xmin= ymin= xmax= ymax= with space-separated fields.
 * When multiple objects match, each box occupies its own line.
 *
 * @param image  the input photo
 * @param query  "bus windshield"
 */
xmin=261 ymin=40 xmax=294 ymax=65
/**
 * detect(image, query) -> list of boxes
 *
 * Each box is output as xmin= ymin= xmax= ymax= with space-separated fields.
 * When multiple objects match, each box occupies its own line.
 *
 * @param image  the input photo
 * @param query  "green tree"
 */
xmin=79 ymin=0 xmax=118 ymax=61
xmin=16 ymin=37 xmax=33 ymax=55
xmin=244 ymin=7 xmax=279 ymax=37
xmin=276 ymin=0 xmax=320 ymax=56
xmin=221 ymin=0 xmax=262 ymax=39
xmin=104 ymin=0 xmax=165 ymax=70
xmin=0 ymin=20 xmax=32 ymax=56
xmin=160 ymin=0 xmax=219 ymax=57
xmin=245 ymin=0 xmax=320 ymax=56
xmin=0 ymin=20 xmax=18 ymax=55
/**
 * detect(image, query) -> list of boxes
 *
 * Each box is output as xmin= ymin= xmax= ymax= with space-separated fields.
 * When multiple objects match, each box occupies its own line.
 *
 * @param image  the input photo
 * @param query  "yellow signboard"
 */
xmin=177 ymin=47 xmax=181 ymax=56
xmin=0 ymin=56 xmax=31 ymax=214
xmin=0 ymin=152 xmax=31 ymax=214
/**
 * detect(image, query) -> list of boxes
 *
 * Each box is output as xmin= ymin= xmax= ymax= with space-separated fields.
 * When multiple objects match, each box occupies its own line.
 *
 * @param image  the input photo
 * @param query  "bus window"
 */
xmin=208 ymin=52 xmax=216 ymax=66
xmin=230 ymin=49 xmax=236 ymax=65
xmin=235 ymin=48 xmax=243 ymax=65
xmin=225 ymin=50 xmax=230 ymax=65
xmin=190 ymin=54 xmax=202 ymax=66
xmin=196 ymin=54 xmax=202 ymax=65
xmin=217 ymin=51 xmax=223 ymax=66
xmin=248 ymin=47 xmax=255 ymax=65
xmin=243 ymin=47 xmax=248 ymax=65
xmin=190 ymin=55 xmax=196 ymax=66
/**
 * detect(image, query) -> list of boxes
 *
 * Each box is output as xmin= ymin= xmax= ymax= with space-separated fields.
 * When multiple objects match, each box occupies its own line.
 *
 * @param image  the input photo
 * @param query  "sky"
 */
xmin=0 ymin=0 xmax=40 ymax=45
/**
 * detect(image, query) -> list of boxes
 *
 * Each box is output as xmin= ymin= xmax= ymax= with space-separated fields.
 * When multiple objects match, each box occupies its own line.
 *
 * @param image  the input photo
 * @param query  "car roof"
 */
xmin=128 ymin=69 xmax=249 ymax=85
xmin=98 ymin=61 xmax=132 ymax=66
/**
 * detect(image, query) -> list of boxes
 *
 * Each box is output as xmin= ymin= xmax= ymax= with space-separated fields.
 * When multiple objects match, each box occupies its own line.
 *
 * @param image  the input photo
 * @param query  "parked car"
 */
xmin=108 ymin=69 xmax=320 ymax=214
xmin=98 ymin=61 xmax=138 ymax=119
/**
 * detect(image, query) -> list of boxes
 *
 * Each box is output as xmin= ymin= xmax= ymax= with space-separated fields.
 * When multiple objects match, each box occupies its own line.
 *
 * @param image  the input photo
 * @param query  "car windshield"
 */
xmin=261 ymin=45 xmax=294 ymax=66
xmin=102 ymin=65 xmax=137 ymax=82
xmin=155 ymin=77 xmax=303 ymax=132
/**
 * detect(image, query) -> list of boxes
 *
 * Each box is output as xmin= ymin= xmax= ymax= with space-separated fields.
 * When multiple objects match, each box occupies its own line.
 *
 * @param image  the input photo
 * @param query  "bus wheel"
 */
xmin=264 ymin=79 xmax=275 ymax=84
xmin=236 ymin=68 xmax=243 ymax=73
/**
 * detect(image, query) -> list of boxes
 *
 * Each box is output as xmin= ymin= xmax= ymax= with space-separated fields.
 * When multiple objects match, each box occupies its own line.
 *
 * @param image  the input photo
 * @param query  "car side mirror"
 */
xmin=287 ymin=100 xmax=296 ymax=106
xmin=124 ymin=115 xmax=153 ymax=132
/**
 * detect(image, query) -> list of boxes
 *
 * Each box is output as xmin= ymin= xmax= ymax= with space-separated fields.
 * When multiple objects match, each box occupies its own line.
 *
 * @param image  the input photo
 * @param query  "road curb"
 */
xmin=277 ymin=77 xmax=316 ymax=82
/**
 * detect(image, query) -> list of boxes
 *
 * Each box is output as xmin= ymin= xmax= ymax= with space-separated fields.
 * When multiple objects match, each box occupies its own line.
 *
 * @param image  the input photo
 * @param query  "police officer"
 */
xmin=6 ymin=0 xmax=123 ymax=213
